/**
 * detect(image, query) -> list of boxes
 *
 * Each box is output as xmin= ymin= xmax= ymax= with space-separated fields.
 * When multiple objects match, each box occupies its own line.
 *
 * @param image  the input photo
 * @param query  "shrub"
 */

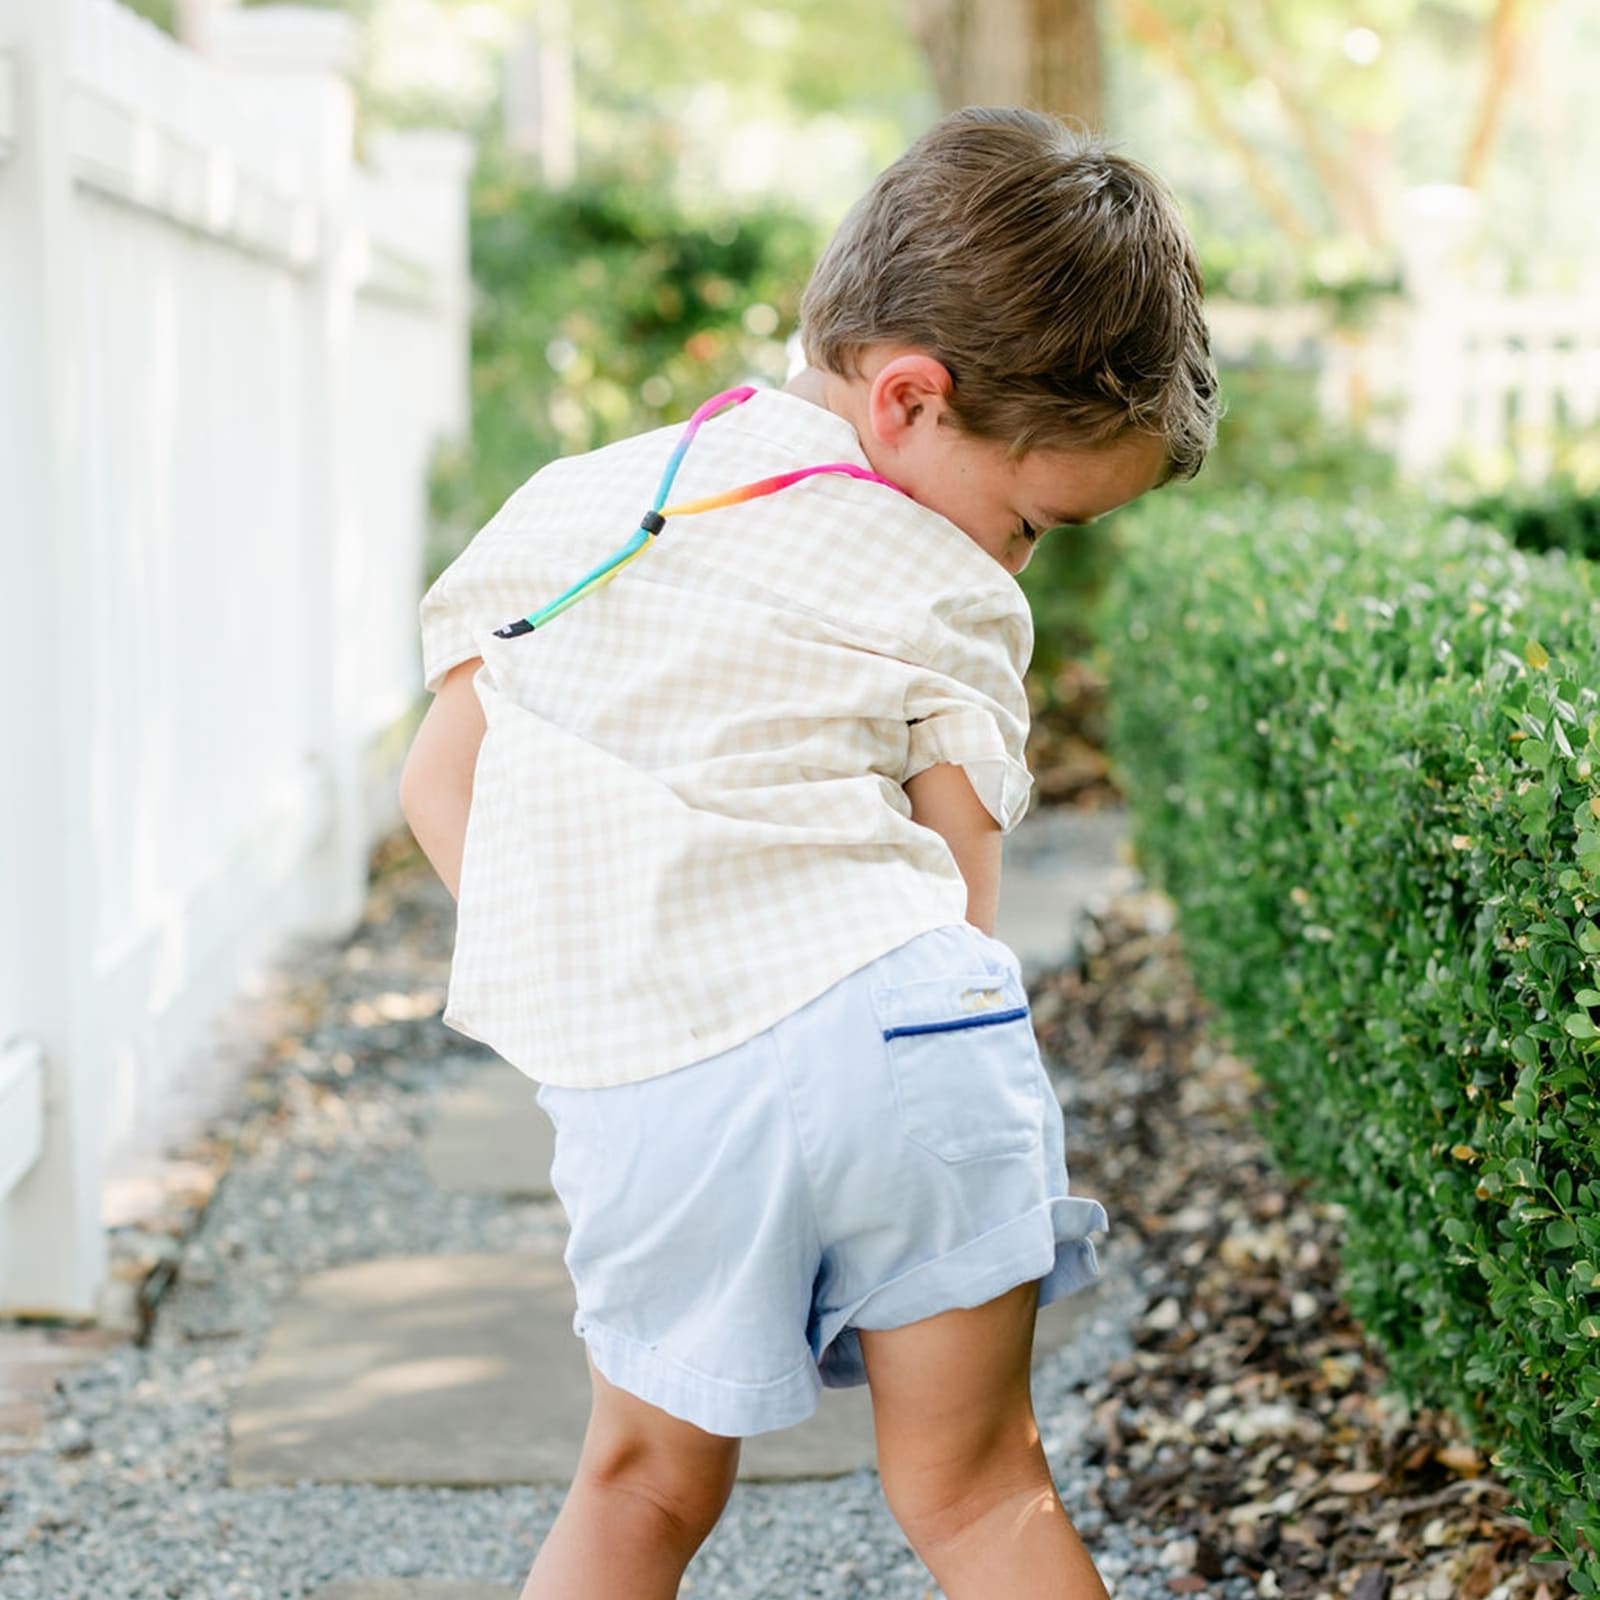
xmin=1192 ymin=360 xmax=1396 ymax=502
xmin=1097 ymin=488 xmax=1600 ymax=1587
xmin=1459 ymin=478 xmax=1600 ymax=562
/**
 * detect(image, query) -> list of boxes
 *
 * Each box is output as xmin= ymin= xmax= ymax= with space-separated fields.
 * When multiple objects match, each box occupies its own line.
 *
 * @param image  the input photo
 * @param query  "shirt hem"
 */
xmin=445 ymin=912 xmax=984 ymax=1090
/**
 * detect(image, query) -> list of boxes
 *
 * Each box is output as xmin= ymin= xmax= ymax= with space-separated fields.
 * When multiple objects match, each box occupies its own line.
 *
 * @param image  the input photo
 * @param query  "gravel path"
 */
xmin=0 ymin=841 xmax=1257 ymax=1600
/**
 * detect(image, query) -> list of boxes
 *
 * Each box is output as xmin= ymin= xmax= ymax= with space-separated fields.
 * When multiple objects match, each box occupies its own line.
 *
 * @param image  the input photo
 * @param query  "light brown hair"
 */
xmin=799 ymin=106 xmax=1219 ymax=482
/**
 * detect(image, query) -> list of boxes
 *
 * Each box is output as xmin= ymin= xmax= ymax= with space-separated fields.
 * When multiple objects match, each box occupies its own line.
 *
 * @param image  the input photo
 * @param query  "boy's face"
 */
xmin=905 ymin=423 xmax=1169 ymax=576
xmin=838 ymin=352 xmax=1170 ymax=575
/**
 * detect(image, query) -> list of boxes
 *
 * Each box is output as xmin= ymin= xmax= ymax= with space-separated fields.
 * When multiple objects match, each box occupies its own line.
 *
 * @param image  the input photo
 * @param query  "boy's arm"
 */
xmin=398 ymin=656 xmax=487 ymax=901
xmin=903 ymin=761 xmax=1002 ymax=938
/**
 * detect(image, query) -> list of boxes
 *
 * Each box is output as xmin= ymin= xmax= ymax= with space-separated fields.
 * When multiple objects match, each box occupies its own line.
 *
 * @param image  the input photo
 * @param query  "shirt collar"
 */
xmin=721 ymin=385 xmax=874 ymax=468
xmin=716 ymin=384 xmax=1028 ymax=606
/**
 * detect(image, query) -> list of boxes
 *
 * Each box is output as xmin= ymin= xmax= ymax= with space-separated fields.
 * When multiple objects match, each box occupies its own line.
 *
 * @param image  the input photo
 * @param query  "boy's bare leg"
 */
xmin=519 ymin=1352 xmax=742 ymax=1600
xmin=859 ymin=1278 xmax=1111 ymax=1600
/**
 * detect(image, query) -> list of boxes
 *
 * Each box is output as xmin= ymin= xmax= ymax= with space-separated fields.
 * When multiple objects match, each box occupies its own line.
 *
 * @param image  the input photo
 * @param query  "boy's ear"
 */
xmin=865 ymin=352 xmax=955 ymax=447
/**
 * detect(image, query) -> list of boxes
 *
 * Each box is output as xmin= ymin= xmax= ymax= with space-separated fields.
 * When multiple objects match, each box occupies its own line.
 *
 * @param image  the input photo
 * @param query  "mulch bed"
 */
xmin=1034 ymin=875 xmax=1577 ymax=1600
xmin=1026 ymin=656 xmax=1121 ymax=809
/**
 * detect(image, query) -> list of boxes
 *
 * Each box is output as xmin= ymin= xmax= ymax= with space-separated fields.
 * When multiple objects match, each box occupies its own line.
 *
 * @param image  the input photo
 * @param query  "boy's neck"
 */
xmin=782 ymin=363 xmax=879 ymax=462
xmin=783 ymin=364 xmax=849 ymax=418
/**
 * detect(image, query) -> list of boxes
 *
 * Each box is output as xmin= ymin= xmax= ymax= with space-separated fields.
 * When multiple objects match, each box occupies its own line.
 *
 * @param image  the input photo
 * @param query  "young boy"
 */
xmin=400 ymin=106 xmax=1216 ymax=1600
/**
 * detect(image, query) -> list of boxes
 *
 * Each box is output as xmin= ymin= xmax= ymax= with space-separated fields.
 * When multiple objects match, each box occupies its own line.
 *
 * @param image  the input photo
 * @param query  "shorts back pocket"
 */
xmin=869 ymin=967 xmax=1043 ymax=1163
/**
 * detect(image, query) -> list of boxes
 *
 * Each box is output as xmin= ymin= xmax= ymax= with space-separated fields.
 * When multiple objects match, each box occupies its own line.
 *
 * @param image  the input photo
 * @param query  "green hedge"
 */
xmin=1460 ymin=480 xmax=1600 ymax=563
xmin=1095 ymin=488 xmax=1600 ymax=1587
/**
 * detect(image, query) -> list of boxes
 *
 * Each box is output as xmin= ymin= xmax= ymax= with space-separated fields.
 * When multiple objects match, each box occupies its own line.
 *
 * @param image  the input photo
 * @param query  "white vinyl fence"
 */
xmin=0 ymin=0 xmax=472 ymax=1319
xmin=1207 ymin=186 xmax=1600 ymax=484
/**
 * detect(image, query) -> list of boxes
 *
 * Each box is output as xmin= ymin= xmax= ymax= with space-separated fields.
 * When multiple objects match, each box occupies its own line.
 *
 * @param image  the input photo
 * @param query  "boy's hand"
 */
xmin=903 ymin=762 xmax=1002 ymax=936
xmin=398 ymin=656 xmax=487 ymax=900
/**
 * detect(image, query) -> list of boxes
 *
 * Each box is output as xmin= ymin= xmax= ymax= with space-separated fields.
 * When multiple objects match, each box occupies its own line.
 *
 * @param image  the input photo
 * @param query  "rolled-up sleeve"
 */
xmin=419 ymin=564 xmax=481 ymax=695
xmin=418 ymin=475 xmax=549 ymax=695
xmin=902 ymin=590 xmax=1035 ymax=834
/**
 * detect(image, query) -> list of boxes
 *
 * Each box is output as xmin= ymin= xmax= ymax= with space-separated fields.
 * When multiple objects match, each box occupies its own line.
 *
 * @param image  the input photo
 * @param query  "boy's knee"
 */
xmin=577 ymin=1438 xmax=738 ymax=1544
xmin=881 ymin=1445 xmax=1059 ymax=1556
xmin=874 ymin=1382 xmax=1048 ymax=1543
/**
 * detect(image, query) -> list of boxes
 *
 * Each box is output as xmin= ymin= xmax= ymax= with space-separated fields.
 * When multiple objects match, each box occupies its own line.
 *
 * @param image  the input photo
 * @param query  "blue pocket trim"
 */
xmin=881 ymin=1006 xmax=1030 ymax=1042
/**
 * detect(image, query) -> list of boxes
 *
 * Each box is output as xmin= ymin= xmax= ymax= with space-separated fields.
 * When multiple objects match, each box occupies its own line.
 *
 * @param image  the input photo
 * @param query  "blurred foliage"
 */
xmin=1018 ymin=514 xmax=1129 ymax=715
xmin=116 ymin=0 xmax=1599 ymax=273
xmin=122 ymin=0 xmax=356 ymax=30
xmin=1299 ymin=272 xmax=1404 ymax=332
xmin=1195 ymin=360 xmax=1398 ymax=500
xmin=426 ymin=137 xmax=822 ymax=578
xmin=1431 ymin=425 xmax=1600 ymax=506
xmin=1194 ymin=233 xmax=1305 ymax=307
xmin=1195 ymin=240 xmax=1401 ymax=330
xmin=121 ymin=0 xmax=177 ymax=28
xmin=554 ymin=0 xmax=930 ymax=169
xmin=1109 ymin=0 xmax=1600 ymax=276
xmin=1456 ymin=476 xmax=1600 ymax=561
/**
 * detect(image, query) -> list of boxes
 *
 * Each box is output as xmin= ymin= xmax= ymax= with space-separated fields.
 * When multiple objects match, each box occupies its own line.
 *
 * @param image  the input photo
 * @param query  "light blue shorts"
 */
xmin=534 ymin=921 xmax=1110 ymax=1438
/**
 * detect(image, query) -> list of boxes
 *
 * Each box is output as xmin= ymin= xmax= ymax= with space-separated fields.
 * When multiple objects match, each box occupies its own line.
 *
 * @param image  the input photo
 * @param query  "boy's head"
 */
xmin=795 ymin=106 xmax=1218 ymax=568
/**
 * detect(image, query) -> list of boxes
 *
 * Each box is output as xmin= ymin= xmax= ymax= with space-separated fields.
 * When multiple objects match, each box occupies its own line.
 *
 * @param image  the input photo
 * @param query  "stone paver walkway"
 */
xmin=988 ymin=804 xmax=1133 ymax=986
xmin=228 ymin=1221 xmax=1103 ymax=1489
xmin=419 ymin=1069 xmax=555 ymax=1200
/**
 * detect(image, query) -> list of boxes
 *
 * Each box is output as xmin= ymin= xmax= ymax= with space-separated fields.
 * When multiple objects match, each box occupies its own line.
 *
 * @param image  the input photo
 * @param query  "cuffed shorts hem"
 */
xmin=816 ymin=1192 xmax=1110 ymax=1388
xmin=580 ymin=1315 xmax=823 ymax=1439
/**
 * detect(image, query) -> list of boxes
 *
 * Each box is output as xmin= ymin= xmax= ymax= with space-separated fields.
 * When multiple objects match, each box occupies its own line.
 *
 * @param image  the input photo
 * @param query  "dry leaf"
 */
xmin=1327 ymin=1470 xmax=1386 ymax=1494
xmin=1436 ymin=1444 xmax=1486 ymax=1476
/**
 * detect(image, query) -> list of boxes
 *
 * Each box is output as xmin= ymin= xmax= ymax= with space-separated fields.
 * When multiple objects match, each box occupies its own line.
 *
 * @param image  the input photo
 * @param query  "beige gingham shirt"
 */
xmin=418 ymin=386 xmax=1035 ymax=1087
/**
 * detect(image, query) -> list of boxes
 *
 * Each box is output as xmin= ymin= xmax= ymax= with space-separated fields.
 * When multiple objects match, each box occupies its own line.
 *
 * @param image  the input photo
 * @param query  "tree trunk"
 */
xmin=1116 ymin=0 xmax=1315 ymax=244
xmin=1030 ymin=0 xmax=1104 ymax=131
xmin=1460 ymin=0 xmax=1541 ymax=189
xmin=906 ymin=0 xmax=1105 ymax=131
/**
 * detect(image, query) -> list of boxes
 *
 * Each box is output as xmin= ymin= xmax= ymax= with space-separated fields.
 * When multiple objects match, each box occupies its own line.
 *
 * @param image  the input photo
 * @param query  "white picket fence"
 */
xmin=0 ymin=0 xmax=472 ymax=1319
xmin=1206 ymin=186 xmax=1600 ymax=484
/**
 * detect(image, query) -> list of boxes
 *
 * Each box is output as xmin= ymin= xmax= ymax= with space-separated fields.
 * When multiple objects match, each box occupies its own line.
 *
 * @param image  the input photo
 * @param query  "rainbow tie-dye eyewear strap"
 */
xmin=492 ymin=385 xmax=911 ymax=638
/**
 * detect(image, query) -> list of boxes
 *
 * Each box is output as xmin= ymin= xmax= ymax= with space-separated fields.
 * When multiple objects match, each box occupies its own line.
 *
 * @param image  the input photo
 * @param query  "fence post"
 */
xmin=502 ymin=4 xmax=575 ymax=187
xmin=1395 ymin=183 xmax=1481 ymax=483
xmin=208 ymin=5 xmax=370 ymax=941
xmin=0 ymin=0 xmax=105 ymax=1316
xmin=362 ymin=127 xmax=476 ymax=432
